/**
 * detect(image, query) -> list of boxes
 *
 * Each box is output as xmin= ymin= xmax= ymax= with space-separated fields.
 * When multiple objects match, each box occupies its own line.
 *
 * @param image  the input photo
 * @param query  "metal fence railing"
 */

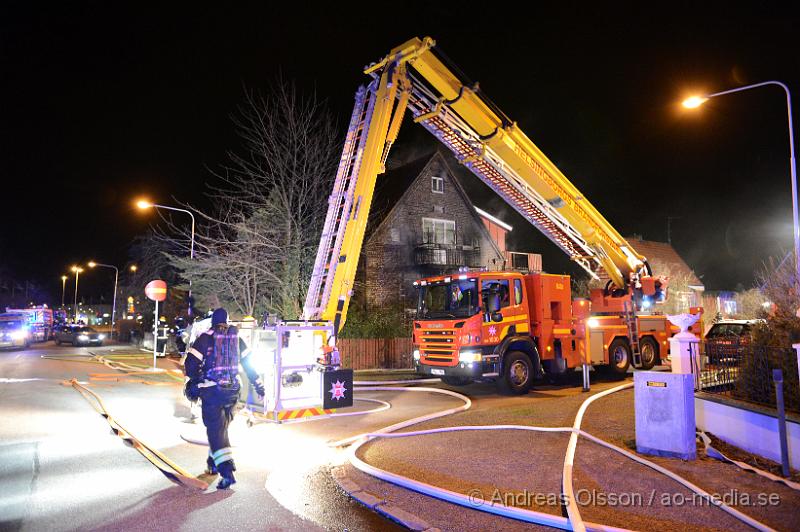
xmin=690 ymin=340 xmax=799 ymax=414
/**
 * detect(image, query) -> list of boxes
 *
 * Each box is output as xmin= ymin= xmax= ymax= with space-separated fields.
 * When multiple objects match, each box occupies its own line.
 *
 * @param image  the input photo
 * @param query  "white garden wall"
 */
xmin=695 ymin=395 xmax=800 ymax=467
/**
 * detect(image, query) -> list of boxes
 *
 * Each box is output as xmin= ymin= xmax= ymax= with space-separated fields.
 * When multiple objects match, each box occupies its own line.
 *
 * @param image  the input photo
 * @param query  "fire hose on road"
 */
xmin=58 ymin=359 xmax=777 ymax=530
xmin=334 ymin=380 xmax=774 ymax=532
xmin=68 ymin=378 xmax=209 ymax=490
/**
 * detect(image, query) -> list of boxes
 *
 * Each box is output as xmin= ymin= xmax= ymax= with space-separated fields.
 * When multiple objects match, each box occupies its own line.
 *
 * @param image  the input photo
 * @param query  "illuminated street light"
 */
xmin=61 ymin=275 xmax=68 ymax=308
xmin=683 ymin=81 xmax=798 ymax=283
xmin=681 ymin=96 xmax=708 ymax=109
xmin=137 ymin=199 xmax=196 ymax=315
xmin=70 ymin=266 xmax=83 ymax=323
xmin=88 ymin=261 xmax=119 ymax=340
xmin=130 ymin=264 xmax=138 ymax=272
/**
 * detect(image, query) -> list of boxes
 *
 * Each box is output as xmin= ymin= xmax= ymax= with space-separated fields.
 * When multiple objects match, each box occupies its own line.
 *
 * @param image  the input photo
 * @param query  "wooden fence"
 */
xmin=338 ymin=337 xmax=414 ymax=370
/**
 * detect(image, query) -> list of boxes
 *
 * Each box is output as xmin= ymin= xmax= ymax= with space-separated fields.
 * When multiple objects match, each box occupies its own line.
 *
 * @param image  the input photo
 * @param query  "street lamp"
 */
xmin=70 ymin=266 xmax=83 ymax=323
xmin=137 ymin=199 xmax=196 ymax=315
xmin=88 ymin=261 xmax=119 ymax=340
xmin=682 ymin=81 xmax=798 ymax=282
xmin=61 ymin=275 xmax=68 ymax=308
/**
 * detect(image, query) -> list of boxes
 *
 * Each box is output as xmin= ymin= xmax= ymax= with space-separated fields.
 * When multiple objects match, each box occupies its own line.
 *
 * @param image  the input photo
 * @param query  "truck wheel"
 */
xmin=441 ymin=376 xmax=473 ymax=386
xmin=639 ymin=337 xmax=658 ymax=370
xmin=499 ymin=350 xmax=534 ymax=395
xmin=607 ymin=338 xmax=631 ymax=378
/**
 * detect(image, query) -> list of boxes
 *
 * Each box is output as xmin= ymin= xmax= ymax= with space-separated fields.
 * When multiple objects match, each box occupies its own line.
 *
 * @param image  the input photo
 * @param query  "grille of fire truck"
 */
xmin=405 ymin=73 xmax=603 ymax=279
xmin=420 ymin=329 xmax=456 ymax=362
xmin=303 ymin=84 xmax=375 ymax=320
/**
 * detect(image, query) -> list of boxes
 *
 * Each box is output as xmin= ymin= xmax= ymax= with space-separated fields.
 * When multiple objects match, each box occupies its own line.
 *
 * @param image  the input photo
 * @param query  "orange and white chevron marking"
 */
xmin=275 ymin=407 xmax=335 ymax=421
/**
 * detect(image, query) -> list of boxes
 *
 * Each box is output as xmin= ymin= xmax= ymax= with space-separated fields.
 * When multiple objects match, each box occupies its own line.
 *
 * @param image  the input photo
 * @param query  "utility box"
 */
xmin=634 ymin=371 xmax=696 ymax=460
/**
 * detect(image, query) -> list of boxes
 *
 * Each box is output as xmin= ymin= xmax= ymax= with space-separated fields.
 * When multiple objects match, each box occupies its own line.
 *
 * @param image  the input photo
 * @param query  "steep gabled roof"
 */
xmin=368 ymin=153 xmax=433 ymax=227
xmin=626 ymin=236 xmax=704 ymax=288
xmin=365 ymin=150 xmax=503 ymax=259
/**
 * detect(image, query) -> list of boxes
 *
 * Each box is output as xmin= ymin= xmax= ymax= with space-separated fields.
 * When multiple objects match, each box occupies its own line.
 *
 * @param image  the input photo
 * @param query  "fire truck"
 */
xmin=412 ymin=271 xmax=673 ymax=393
xmin=278 ymin=37 xmax=678 ymax=401
xmin=5 ymin=306 xmax=54 ymax=343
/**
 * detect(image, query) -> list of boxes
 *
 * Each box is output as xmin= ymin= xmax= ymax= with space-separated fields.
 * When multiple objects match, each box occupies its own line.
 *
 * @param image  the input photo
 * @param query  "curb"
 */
xmin=331 ymin=466 xmax=440 ymax=532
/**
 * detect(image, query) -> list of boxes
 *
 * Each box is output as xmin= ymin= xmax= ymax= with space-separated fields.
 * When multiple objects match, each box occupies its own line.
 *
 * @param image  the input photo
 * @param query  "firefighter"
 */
xmin=183 ymin=308 xmax=264 ymax=489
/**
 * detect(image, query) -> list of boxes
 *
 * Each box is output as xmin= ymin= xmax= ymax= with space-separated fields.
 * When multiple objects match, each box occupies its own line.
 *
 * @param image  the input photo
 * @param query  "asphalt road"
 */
xmin=0 ymin=342 xmax=444 ymax=531
xmin=8 ymin=343 xmax=767 ymax=532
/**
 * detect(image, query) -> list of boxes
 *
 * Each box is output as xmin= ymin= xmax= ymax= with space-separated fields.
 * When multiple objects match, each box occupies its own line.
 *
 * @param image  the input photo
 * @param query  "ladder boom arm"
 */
xmin=305 ymin=37 xmax=656 ymax=334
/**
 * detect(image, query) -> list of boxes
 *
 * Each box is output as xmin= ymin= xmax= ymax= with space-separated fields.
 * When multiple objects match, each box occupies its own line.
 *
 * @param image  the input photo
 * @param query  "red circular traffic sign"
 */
xmin=144 ymin=280 xmax=167 ymax=302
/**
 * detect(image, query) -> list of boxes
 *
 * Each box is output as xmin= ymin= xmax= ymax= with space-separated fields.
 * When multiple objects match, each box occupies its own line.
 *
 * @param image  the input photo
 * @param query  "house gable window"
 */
xmin=422 ymin=217 xmax=455 ymax=245
xmin=431 ymin=176 xmax=444 ymax=194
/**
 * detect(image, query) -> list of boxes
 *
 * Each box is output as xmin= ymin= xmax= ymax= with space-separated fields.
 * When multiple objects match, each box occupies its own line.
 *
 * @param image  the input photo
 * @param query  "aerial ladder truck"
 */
xmin=252 ymin=37 xmax=675 ymax=416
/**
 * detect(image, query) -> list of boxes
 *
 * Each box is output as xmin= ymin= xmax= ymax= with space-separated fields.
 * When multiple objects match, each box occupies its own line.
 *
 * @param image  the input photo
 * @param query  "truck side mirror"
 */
xmin=486 ymin=292 xmax=502 ymax=313
xmin=491 ymin=311 xmax=503 ymax=322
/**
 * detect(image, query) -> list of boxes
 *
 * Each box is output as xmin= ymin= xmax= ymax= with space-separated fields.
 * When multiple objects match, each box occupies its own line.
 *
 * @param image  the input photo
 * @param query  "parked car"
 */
xmin=704 ymin=319 xmax=760 ymax=365
xmin=54 ymin=325 xmax=105 ymax=346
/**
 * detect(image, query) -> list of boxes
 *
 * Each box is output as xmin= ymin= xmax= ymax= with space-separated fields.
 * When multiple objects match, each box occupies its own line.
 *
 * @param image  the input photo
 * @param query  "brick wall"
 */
xmin=360 ymin=154 xmax=504 ymax=311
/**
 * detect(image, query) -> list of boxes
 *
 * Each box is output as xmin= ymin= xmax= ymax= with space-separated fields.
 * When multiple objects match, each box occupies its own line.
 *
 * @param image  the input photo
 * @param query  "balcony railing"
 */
xmin=414 ymin=243 xmax=482 ymax=268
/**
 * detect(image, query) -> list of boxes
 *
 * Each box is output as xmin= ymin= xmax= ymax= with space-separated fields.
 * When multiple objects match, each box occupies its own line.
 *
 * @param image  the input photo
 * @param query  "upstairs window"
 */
xmin=422 ymin=217 xmax=455 ymax=245
xmin=431 ymin=176 xmax=444 ymax=194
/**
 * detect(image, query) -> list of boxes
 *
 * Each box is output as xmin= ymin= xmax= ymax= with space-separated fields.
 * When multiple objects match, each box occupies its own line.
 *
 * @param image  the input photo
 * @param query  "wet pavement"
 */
xmin=0 ymin=343 xmax=414 ymax=531
xmin=5 ymin=344 xmax=795 ymax=532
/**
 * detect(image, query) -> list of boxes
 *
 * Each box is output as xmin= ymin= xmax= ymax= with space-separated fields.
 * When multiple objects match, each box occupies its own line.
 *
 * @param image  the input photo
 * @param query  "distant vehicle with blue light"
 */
xmin=0 ymin=314 xmax=31 ymax=349
xmin=5 ymin=306 xmax=54 ymax=342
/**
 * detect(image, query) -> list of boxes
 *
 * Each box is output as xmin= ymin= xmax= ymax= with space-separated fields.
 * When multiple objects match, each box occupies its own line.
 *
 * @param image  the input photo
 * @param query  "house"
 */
xmin=624 ymin=235 xmax=705 ymax=312
xmin=356 ymin=151 xmax=539 ymax=312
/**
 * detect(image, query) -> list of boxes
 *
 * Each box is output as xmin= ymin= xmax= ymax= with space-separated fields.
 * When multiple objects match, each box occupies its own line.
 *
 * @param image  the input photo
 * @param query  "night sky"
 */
xmin=2 ymin=3 xmax=798 ymax=303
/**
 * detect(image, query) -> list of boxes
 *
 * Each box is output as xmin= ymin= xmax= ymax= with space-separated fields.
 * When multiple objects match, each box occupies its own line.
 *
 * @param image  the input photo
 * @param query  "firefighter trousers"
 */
xmin=200 ymin=385 xmax=240 ymax=469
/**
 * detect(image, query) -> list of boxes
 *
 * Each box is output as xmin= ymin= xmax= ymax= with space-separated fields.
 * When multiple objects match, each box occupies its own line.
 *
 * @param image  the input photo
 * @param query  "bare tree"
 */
xmin=753 ymin=256 xmax=800 ymax=345
xmin=164 ymin=82 xmax=341 ymax=319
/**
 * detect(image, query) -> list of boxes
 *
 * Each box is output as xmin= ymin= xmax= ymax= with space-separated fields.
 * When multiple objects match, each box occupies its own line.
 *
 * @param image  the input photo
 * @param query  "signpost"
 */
xmin=144 ymin=280 xmax=167 ymax=370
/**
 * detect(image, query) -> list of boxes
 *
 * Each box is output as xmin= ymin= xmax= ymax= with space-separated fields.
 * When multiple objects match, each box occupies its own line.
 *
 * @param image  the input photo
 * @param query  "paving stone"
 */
xmin=350 ymin=490 xmax=384 ymax=509
xmin=376 ymin=504 xmax=431 ymax=531
xmin=334 ymin=477 xmax=362 ymax=494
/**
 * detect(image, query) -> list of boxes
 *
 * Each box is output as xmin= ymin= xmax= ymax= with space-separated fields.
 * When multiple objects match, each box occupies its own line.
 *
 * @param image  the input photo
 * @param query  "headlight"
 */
xmin=586 ymin=318 xmax=599 ymax=328
xmin=458 ymin=349 xmax=482 ymax=363
xmin=9 ymin=330 xmax=27 ymax=340
xmin=77 ymin=334 xmax=89 ymax=341
xmin=413 ymin=349 xmax=420 ymax=360
xmin=98 ymin=334 xmax=106 ymax=340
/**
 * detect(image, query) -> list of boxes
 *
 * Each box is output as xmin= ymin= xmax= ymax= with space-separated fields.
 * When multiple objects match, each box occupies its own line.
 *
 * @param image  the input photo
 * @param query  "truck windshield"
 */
xmin=416 ymin=279 xmax=479 ymax=319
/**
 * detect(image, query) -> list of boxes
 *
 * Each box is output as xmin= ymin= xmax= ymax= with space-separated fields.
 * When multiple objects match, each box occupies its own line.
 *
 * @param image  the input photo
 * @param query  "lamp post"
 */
xmin=70 ymin=266 xmax=83 ymax=323
xmin=61 ymin=275 xmax=67 ymax=308
xmin=137 ymin=200 xmax=195 ymax=315
xmin=88 ymin=261 xmax=119 ymax=340
xmin=683 ymin=81 xmax=798 ymax=283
